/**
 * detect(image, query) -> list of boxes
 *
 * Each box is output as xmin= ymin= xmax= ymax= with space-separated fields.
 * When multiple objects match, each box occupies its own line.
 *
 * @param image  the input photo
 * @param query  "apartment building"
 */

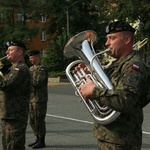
xmin=0 ymin=12 xmax=50 ymax=56
xmin=19 ymin=13 xmax=49 ymax=56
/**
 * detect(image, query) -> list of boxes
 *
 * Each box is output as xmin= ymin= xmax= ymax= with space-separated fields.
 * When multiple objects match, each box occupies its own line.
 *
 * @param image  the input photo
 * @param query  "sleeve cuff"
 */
xmin=91 ymin=86 xmax=105 ymax=100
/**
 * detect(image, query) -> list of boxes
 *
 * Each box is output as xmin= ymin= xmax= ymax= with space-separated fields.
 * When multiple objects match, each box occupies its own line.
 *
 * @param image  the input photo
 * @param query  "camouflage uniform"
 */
xmin=0 ymin=61 xmax=31 ymax=150
xmin=29 ymin=64 xmax=48 ymax=138
xmin=91 ymin=51 xmax=149 ymax=150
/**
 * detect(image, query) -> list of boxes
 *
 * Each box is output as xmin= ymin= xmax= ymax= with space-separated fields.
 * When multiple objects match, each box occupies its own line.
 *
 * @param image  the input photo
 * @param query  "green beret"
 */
xmin=106 ymin=20 xmax=135 ymax=34
xmin=5 ymin=40 xmax=27 ymax=50
xmin=28 ymin=50 xmax=40 ymax=56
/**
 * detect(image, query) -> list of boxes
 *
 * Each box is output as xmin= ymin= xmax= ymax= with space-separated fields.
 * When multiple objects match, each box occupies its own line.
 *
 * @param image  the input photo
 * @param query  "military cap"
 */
xmin=106 ymin=20 xmax=136 ymax=34
xmin=5 ymin=40 xmax=27 ymax=50
xmin=28 ymin=50 xmax=40 ymax=56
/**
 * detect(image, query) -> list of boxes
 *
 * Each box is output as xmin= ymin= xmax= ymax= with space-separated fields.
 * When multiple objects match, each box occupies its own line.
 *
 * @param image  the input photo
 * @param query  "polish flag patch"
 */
xmin=132 ymin=64 xmax=139 ymax=71
xmin=14 ymin=67 xmax=19 ymax=72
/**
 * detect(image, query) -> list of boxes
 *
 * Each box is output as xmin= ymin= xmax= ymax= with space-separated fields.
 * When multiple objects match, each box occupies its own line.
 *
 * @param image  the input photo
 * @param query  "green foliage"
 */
xmin=41 ymin=31 xmax=68 ymax=73
xmin=48 ymin=71 xmax=66 ymax=77
xmin=91 ymin=0 xmax=150 ymax=38
xmin=0 ymin=0 xmax=150 ymax=71
xmin=0 ymin=0 xmax=40 ymax=53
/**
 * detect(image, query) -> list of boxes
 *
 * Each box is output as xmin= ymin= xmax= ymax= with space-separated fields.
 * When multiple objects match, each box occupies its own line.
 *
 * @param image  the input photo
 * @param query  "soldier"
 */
xmin=27 ymin=50 xmax=48 ymax=149
xmin=0 ymin=41 xmax=31 ymax=150
xmin=78 ymin=21 xmax=149 ymax=150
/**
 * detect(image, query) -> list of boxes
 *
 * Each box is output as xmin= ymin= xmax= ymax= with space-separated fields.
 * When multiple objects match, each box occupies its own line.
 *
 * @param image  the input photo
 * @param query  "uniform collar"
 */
xmin=116 ymin=50 xmax=136 ymax=72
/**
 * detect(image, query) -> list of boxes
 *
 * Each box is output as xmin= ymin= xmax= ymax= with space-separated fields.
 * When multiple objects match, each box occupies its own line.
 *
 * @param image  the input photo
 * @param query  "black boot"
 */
xmin=32 ymin=135 xmax=45 ymax=149
xmin=28 ymin=136 xmax=39 ymax=147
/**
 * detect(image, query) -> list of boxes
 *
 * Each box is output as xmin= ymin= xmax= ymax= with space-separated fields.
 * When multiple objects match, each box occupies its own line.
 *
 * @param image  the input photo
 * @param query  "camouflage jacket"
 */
xmin=29 ymin=64 xmax=48 ymax=103
xmin=0 ymin=61 xmax=31 ymax=119
xmin=91 ymin=51 xmax=149 ymax=145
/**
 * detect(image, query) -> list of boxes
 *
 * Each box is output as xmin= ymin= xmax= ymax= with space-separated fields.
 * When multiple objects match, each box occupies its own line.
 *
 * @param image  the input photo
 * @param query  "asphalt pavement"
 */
xmin=0 ymin=84 xmax=150 ymax=150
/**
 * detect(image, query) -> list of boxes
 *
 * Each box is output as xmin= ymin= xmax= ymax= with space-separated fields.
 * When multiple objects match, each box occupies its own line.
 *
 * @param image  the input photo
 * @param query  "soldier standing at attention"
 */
xmin=0 ymin=41 xmax=31 ymax=150
xmin=78 ymin=21 xmax=149 ymax=150
xmin=28 ymin=50 xmax=48 ymax=149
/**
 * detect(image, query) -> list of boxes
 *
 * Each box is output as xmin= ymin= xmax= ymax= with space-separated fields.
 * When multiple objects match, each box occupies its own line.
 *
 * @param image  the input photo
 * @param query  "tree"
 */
xmin=1 ymin=0 xmax=149 ymax=73
xmin=0 ymin=0 xmax=39 ymax=53
xmin=42 ymin=31 xmax=68 ymax=75
xmin=37 ymin=0 xmax=105 ymax=74
xmin=91 ymin=0 xmax=150 ymax=64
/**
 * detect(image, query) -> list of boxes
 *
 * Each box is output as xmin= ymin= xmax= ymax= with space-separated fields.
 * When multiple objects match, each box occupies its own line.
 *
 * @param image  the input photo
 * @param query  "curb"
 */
xmin=48 ymin=77 xmax=70 ymax=86
xmin=48 ymin=82 xmax=71 ymax=86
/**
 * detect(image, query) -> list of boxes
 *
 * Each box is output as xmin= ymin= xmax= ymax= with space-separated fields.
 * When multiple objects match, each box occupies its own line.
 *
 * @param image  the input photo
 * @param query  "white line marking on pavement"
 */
xmin=142 ymin=131 xmax=150 ymax=135
xmin=46 ymin=114 xmax=150 ymax=135
xmin=46 ymin=114 xmax=93 ymax=124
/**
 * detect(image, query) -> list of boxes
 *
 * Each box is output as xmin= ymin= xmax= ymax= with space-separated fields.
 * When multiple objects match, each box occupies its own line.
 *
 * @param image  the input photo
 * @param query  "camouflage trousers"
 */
xmin=97 ymin=139 xmax=141 ymax=150
xmin=29 ymin=102 xmax=47 ymax=137
xmin=1 ymin=118 xmax=27 ymax=150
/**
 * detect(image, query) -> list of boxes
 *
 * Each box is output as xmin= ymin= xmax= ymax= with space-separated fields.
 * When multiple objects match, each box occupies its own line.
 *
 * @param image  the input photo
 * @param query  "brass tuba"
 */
xmin=64 ymin=30 xmax=120 ymax=125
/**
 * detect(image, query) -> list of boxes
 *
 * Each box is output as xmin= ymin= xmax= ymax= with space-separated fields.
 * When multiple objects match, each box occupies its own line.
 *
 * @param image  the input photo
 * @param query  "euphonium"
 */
xmin=64 ymin=30 xmax=120 ymax=125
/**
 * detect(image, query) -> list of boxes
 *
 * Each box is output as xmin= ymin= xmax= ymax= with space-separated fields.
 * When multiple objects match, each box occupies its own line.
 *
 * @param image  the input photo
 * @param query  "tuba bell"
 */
xmin=64 ymin=30 xmax=120 ymax=125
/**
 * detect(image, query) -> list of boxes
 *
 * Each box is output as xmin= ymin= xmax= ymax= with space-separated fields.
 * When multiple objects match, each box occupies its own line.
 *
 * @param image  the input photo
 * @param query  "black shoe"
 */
xmin=28 ymin=141 xmax=38 ymax=147
xmin=28 ymin=136 xmax=39 ymax=147
xmin=32 ymin=142 xmax=45 ymax=149
xmin=32 ymin=136 xmax=45 ymax=149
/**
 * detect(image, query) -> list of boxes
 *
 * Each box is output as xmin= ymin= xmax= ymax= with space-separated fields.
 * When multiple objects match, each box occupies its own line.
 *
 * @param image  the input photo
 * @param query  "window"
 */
xmin=17 ymin=13 xmax=29 ymax=22
xmin=17 ymin=14 xmax=22 ymax=21
xmin=0 ymin=13 xmax=4 ymax=21
xmin=41 ymin=31 xmax=46 ymax=41
xmin=41 ymin=49 xmax=46 ymax=56
xmin=40 ymin=15 xmax=46 ymax=22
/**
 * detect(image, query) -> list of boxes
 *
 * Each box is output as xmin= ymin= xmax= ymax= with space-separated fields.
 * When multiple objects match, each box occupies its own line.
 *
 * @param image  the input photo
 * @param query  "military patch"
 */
xmin=127 ymin=76 xmax=136 ymax=83
xmin=132 ymin=64 xmax=139 ymax=71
